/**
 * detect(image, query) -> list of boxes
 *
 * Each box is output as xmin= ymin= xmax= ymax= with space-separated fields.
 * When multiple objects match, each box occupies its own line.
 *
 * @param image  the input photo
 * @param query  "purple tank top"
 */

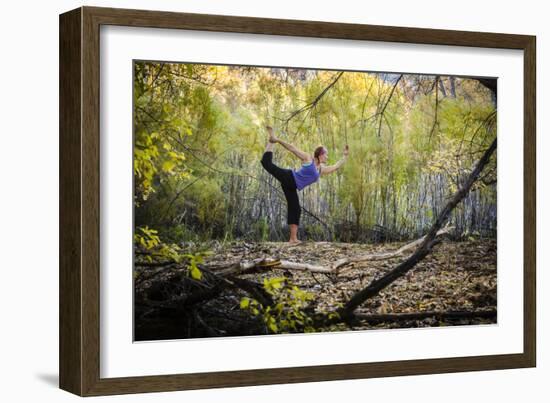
xmin=292 ymin=160 xmax=320 ymax=190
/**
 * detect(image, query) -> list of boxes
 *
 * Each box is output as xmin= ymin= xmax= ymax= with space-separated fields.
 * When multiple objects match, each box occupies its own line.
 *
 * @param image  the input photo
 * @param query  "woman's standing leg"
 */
xmin=261 ymin=127 xmax=302 ymax=243
xmin=281 ymin=185 xmax=301 ymax=244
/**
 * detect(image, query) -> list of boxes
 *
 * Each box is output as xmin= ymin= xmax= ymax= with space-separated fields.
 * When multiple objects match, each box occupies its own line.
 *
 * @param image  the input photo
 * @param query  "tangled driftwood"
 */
xmin=208 ymin=226 xmax=454 ymax=276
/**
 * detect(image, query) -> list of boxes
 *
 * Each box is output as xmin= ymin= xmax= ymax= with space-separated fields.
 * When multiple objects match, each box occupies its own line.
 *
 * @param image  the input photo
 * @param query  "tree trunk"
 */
xmin=339 ymin=138 xmax=497 ymax=318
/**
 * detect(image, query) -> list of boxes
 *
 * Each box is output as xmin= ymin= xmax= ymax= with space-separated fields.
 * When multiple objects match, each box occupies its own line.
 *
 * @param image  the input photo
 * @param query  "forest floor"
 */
xmin=134 ymin=239 xmax=497 ymax=340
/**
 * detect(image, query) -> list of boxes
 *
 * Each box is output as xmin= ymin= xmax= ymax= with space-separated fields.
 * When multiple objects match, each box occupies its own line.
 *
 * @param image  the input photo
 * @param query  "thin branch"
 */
xmin=428 ymin=76 xmax=440 ymax=142
xmin=376 ymin=75 xmax=403 ymax=138
xmin=283 ymin=72 xmax=344 ymax=127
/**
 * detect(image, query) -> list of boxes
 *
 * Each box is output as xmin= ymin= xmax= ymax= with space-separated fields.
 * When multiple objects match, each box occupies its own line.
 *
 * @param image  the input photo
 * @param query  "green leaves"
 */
xmin=182 ymin=253 xmax=204 ymax=281
xmin=134 ymin=226 xmax=160 ymax=250
xmin=263 ymin=277 xmax=286 ymax=295
xmin=134 ymin=126 xmax=189 ymax=203
xmin=161 ymin=159 xmax=176 ymax=173
xmin=134 ymin=225 xmax=208 ymax=283
xmin=189 ymin=265 xmax=202 ymax=280
xmin=266 ymin=316 xmax=278 ymax=333
xmin=238 ymin=276 xmax=315 ymax=335
xmin=240 ymin=297 xmax=250 ymax=309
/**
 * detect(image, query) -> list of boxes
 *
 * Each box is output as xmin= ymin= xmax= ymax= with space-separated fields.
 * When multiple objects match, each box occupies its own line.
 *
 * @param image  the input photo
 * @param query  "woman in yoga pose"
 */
xmin=261 ymin=126 xmax=349 ymax=244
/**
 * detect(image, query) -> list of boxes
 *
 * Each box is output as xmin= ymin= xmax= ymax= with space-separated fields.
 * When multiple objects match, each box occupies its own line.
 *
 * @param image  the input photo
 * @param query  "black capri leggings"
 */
xmin=260 ymin=151 xmax=301 ymax=225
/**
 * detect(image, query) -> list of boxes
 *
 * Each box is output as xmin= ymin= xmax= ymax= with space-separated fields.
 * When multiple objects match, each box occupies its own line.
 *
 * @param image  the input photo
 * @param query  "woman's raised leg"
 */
xmin=261 ymin=130 xmax=293 ymax=184
xmin=261 ymin=151 xmax=289 ymax=183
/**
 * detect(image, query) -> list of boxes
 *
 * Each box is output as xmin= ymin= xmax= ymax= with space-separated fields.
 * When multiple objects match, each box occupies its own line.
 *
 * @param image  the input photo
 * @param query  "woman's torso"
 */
xmin=292 ymin=160 xmax=320 ymax=190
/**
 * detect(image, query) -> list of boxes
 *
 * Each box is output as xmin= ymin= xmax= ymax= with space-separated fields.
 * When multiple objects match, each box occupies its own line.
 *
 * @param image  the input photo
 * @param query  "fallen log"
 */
xmin=135 ymin=260 xmax=177 ymax=267
xmin=331 ymin=225 xmax=454 ymax=271
xmin=214 ymin=258 xmax=278 ymax=276
xmin=207 ymin=226 xmax=453 ymax=276
xmin=212 ymin=257 xmax=334 ymax=276
xmin=353 ymin=309 xmax=497 ymax=324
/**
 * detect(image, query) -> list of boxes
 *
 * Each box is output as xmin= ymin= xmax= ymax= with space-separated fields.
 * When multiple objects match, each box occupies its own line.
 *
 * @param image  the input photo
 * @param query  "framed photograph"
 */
xmin=59 ymin=6 xmax=536 ymax=396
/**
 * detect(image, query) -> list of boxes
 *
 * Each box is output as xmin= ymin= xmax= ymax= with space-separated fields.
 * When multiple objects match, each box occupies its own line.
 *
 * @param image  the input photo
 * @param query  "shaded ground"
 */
xmin=134 ymin=239 xmax=496 ymax=341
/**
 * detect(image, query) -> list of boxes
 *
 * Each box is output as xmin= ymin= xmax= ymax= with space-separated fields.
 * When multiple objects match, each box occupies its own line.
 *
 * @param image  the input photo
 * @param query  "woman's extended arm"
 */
xmin=276 ymin=138 xmax=312 ymax=162
xmin=266 ymin=126 xmax=311 ymax=162
xmin=321 ymin=145 xmax=349 ymax=176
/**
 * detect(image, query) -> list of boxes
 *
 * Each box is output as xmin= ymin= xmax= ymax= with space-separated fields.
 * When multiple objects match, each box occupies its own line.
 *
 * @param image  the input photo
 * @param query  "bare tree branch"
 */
xmin=283 ymin=72 xmax=344 ymax=128
xmin=339 ymin=137 xmax=497 ymax=319
xmin=376 ymin=75 xmax=403 ymax=138
xmin=428 ymin=76 xmax=440 ymax=142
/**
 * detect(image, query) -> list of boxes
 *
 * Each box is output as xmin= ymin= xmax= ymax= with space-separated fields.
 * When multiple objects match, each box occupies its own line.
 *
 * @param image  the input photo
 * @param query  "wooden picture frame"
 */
xmin=59 ymin=6 xmax=536 ymax=396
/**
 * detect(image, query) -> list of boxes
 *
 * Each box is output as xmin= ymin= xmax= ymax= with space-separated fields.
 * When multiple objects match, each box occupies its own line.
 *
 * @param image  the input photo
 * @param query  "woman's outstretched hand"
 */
xmin=266 ymin=126 xmax=278 ymax=143
xmin=343 ymin=144 xmax=349 ymax=157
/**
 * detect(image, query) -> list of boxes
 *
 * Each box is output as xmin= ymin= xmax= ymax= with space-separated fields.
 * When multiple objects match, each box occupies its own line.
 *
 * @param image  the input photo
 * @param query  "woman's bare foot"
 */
xmin=288 ymin=224 xmax=301 ymax=245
